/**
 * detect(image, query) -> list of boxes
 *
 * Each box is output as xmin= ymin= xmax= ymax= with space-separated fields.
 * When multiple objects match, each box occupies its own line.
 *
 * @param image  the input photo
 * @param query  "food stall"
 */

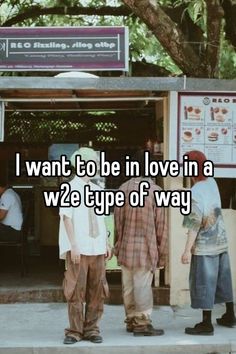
xmin=0 ymin=25 xmax=235 ymax=305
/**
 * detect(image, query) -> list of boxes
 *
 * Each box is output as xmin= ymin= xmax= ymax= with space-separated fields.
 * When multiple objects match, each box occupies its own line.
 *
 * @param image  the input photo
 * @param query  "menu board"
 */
xmin=178 ymin=93 xmax=236 ymax=168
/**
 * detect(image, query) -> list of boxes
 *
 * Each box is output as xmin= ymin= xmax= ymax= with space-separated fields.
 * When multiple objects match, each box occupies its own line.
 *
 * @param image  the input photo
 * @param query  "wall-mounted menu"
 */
xmin=178 ymin=93 xmax=236 ymax=169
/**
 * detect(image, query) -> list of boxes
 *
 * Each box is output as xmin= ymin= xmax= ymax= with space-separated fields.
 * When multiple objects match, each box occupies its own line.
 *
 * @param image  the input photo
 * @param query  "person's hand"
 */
xmin=181 ymin=250 xmax=191 ymax=264
xmin=105 ymin=245 xmax=113 ymax=261
xmin=70 ymin=244 xmax=81 ymax=264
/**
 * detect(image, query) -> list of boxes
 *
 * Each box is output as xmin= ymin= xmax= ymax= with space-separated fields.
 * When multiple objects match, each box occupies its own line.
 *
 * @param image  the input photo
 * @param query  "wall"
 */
xmin=39 ymin=188 xmax=59 ymax=246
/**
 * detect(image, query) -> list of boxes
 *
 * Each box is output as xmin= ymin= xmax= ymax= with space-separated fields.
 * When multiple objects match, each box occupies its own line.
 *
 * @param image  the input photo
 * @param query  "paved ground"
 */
xmin=0 ymin=303 xmax=235 ymax=354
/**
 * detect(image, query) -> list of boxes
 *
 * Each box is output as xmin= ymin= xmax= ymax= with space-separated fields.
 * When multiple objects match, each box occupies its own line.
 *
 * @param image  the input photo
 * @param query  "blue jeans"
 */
xmin=189 ymin=252 xmax=234 ymax=309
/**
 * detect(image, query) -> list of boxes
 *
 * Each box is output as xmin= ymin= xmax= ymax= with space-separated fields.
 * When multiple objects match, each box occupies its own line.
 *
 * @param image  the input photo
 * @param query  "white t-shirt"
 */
xmin=183 ymin=177 xmax=228 ymax=255
xmin=0 ymin=188 xmax=23 ymax=231
xmin=59 ymin=176 xmax=107 ymax=259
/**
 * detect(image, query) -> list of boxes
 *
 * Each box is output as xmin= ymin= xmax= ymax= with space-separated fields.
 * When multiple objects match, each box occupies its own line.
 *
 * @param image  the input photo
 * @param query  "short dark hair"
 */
xmin=185 ymin=150 xmax=208 ymax=181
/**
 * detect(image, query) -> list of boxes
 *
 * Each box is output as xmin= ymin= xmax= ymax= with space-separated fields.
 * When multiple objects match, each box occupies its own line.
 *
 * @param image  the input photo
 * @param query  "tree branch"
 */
xmin=131 ymin=60 xmax=172 ymax=76
xmin=1 ymin=2 xmax=204 ymax=54
xmin=121 ymin=0 xmax=206 ymax=77
xmin=1 ymin=2 xmax=204 ymax=49
xmin=1 ymin=5 xmax=132 ymax=27
xmin=205 ymin=0 xmax=224 ymax=77
xmin=164 ymin=4 xmax=204 ymax=55
xmin=0 ymin=1 xmax=216 ymax=77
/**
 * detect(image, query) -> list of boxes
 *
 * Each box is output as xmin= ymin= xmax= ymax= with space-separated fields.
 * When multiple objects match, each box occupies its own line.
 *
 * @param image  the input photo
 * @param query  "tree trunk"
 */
xmin=205 ymin=0 xmax=224 ymax=77
xmin=121 ymin=0 xmax=207 ymax=77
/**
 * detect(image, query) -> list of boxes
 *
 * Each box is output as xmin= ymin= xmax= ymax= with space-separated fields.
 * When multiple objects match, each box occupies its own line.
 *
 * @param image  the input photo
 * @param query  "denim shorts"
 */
xmin=189 ymin=252 xmax=234 ymax=309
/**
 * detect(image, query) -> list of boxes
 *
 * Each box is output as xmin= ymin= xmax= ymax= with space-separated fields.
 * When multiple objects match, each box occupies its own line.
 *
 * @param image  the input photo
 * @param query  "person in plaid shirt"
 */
xmin=114 ymin=150 xmax=168 ymax=336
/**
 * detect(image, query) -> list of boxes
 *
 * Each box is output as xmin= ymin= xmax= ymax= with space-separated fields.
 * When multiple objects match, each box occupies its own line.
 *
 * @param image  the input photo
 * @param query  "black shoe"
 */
xmin=185 ymin=322 xmax=214 ymax=335
xmin=216 ymin=313 xmax=236 ymax=328
xmin=133 ymin=324 xmax=164 ymax=336
xmin=127 ymin=322 xmax=153 ymax=333
xmin=125 ymin=318 xmax=134 ymax=332
xmin=84 ymin=335 xmax=103 ymax=343
xmin=63 ymin=336 xmax=78 ymax=344
xmin=126 ymin=325 xmax=133 ymax=332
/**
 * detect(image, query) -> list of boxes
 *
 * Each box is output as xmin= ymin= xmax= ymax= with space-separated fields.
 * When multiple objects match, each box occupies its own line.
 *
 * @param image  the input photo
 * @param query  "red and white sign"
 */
xmin=169 ymin=92 xmax=236 ymax=177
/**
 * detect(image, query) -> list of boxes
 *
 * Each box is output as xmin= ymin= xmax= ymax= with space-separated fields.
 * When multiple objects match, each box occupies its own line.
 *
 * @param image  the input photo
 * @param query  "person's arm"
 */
xmin=181 ymin=229 xmax=198 ymax=264
xmin=63 ymin=215 xmax=80 ymax=264
xmin=105 ymin=232 xmax=113 ymax=260
xmin=0 ymin=192 xmax=11 ymax=221
xmin=0 ymin=209 xmax=7 ymax=221
xmin=181 ymin=198 xmax=201 ymax=264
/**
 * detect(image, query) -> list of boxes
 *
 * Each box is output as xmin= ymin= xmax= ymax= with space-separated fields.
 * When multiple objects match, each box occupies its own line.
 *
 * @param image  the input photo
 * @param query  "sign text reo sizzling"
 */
xmin=0 ymin=27 xmax=128 ymax=71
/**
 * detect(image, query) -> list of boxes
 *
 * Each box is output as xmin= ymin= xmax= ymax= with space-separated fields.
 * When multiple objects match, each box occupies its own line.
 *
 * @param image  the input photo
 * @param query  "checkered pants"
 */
xmin=121 ymin=266 xmax=153 ymax=328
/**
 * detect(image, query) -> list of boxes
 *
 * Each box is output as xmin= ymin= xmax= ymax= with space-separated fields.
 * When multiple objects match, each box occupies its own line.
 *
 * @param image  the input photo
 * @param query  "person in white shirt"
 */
xmin=59 ymin=147 xmax=112 ymax=345
xmin=0 ymin=179 xmax=23 ymax=241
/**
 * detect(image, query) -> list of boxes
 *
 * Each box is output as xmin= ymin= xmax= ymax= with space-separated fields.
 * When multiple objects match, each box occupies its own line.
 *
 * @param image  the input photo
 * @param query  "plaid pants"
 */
xmin=121 ymin=266 xmax=153 ymax=328
xmin=63 ymin=253 xmax=109 ymax=340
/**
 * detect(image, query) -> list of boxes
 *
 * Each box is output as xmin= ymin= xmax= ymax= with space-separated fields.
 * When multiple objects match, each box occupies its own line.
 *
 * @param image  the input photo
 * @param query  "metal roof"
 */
xmin=0 ymin=76 xmax=236 ymax=91
xmin=0 ymin=76 xmax=236 ymax=111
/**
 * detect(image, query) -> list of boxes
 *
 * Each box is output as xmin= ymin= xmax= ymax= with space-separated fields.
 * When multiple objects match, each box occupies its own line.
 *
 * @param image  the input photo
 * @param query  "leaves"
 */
xmin=0 ymin=0 xmax=236 ymax=77
xmin=219 ymin=37 xmax=236 ymax=79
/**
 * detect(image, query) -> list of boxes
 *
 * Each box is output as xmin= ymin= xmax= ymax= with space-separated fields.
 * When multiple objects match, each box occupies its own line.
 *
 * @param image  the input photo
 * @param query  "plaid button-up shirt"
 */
xmin=114 ymin=177 xmax=168 ymax=271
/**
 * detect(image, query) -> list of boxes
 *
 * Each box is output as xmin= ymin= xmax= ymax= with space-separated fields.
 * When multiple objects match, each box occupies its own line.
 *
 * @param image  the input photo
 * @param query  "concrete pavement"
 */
xmin=0 ymin=303 xmax=235 ymax=354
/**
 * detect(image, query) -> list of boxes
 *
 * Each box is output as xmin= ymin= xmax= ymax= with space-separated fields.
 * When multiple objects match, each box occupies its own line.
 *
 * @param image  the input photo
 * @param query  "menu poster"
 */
xmin=0 ymin=101 xmax=4 ymax=142
xmin=178 ymin=93 xmax=236 ymax=170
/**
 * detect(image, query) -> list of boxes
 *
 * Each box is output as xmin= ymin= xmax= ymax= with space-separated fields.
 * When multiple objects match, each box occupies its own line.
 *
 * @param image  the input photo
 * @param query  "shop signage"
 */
xmin=0 ymin=27 xmax=129 ymax=71
xmin=0 ymin=101 xmax=4 ymax=142
xmin=169 ymin=92 xmax=236 ymax=177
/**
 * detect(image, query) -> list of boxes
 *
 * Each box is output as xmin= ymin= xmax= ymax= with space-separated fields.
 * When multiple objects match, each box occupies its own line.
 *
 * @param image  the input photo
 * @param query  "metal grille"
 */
xmin=5 ymin=111 xmax=155 ymax=145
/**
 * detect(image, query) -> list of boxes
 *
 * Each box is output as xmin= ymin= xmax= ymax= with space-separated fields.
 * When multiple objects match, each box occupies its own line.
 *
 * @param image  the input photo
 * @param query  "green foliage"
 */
xmin=172 ymin=0 xmax=206 ymax=30
xmin=0 ymin=0 xmax=181 ymax=75
xmin=219 ymin=39 xmax=236 ymax=79
xmin=0 ymin=0 xmax=235 ymax=78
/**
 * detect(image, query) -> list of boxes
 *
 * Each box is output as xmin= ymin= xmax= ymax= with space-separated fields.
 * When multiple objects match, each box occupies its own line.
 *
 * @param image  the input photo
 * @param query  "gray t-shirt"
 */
xmin=183 ymin=178 xmax=228 ymax=255
xmin=0 ymin=188 xmax=23 ymax=231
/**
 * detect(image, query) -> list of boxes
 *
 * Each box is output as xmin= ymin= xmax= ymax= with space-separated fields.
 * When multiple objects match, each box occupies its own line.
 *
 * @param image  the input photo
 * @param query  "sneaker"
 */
xmin=133 ymin=324 xmax=164 ymax=336
xmin=185 ymin=322 xmax=214 ymax=335
xmin=216 ymin=313 xmax=236 ymax=328
xmin=84 ymin=334 xmax=103 ymax=343
xmin=127 ymin=322 xmax=153 ymax=333
xmin=126 ymin=324 xmax=133 ymax=332
xmin=63 ymin=336 xmax=79 ymax=345
xmin=125 ymin=318 xmax=134 ymax=332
